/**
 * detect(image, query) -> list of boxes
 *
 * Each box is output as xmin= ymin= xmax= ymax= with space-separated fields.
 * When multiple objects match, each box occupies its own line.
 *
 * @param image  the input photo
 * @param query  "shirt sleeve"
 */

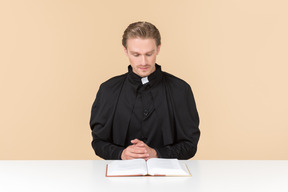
xmin=90 ymin=84 xmax=125 ymax=160
xmin=155 ymin=83 xmax=200 ymax=159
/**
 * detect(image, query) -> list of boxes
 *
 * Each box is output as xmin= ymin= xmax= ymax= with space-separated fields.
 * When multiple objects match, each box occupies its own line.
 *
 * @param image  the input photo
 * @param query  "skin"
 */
xmin=121 ymin=38 xmax=161 ymax=160
xmin=121 ymin=139 xmax=158 ymax=160
xmin=124 ymin=38 xmax=161 ymax=77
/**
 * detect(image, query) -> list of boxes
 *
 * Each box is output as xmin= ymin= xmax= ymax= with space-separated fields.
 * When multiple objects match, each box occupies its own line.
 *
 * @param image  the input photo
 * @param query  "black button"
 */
xmin=144 ymin=109 xmax=149 ymax=116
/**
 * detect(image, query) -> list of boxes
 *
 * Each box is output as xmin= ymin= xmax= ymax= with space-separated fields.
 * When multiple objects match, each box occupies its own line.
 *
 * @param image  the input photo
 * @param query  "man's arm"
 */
xmin=155 ymin=141 xmax=198 ymax=159
xmin=90 ymin=84 xmax=125 ymax=159
xmin=155 ymin=80 xmax=200 ymax=159
xmin=91 ymin=134 xmax=124 ymax=159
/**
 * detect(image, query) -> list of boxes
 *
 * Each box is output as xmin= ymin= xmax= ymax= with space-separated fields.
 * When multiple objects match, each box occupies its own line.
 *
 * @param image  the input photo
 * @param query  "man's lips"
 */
xmin=139 ymin=66 xmax=149 ymax=70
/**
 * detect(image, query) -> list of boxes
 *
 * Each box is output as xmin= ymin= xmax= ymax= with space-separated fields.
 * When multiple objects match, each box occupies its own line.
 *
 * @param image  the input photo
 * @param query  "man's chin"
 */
xmin=138 ymin=71 xmax=151 ymax=77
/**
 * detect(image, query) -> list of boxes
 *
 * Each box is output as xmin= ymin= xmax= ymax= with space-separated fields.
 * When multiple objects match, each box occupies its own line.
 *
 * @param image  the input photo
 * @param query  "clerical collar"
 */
xmin=127 ymin=64 xmax=163 ymax=88
xmin=141 ymin=77 xmax=149 ymax=85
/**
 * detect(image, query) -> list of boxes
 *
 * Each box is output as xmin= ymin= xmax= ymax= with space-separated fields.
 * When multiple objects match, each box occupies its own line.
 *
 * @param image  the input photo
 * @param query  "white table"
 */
xmin=0 ymin=160 xmax=287 ymax=192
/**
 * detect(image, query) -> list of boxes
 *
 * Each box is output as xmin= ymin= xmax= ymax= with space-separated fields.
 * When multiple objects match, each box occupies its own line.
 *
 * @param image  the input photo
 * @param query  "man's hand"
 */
xmin=131 ymin=139 xmax=158 ymax=160
xmin=121 ymin=139 xmax=158 ymax=160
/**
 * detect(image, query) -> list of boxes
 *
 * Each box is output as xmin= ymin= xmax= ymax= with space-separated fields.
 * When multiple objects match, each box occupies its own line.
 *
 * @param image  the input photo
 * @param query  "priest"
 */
xmin=90 ymin=21 xmax=200 ymax=160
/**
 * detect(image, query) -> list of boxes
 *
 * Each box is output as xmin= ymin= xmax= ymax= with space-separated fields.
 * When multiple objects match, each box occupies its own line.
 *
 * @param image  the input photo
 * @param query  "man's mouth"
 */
xmin=139 ymin=66 xmax=149 ymax=70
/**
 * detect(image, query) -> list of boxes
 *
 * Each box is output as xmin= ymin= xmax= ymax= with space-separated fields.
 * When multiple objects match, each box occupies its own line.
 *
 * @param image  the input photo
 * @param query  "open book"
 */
xmin=106 ymin=158 xmax=191 ymax=177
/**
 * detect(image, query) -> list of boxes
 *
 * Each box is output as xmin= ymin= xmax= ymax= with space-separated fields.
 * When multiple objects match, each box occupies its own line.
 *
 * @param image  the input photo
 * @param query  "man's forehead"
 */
xmin=126 ymin=38 xmax=157 ymax=46
xmin=126 ymin=38 xmax=158 ymax=52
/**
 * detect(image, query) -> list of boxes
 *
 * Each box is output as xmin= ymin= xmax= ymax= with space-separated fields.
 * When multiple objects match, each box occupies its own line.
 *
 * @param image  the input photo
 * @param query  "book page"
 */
xmin=106 ymin=159 xmax=148 ymax=176
xmin=146 ymin=158 xmax=190 ymax=176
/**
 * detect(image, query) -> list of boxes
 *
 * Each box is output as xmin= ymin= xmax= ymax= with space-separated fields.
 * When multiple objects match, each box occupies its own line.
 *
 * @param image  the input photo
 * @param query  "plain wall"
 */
xmin=1 ymin=0 xmax=287 ymax=160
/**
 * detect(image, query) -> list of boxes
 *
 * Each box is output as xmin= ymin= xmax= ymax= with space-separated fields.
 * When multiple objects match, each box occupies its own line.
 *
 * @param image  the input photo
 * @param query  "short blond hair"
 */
xmin=122 ymin=21 xmax=161 ymax=48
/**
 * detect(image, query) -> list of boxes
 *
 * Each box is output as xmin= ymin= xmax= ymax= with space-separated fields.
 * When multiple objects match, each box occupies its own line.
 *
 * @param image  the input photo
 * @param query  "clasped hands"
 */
xmin=121 ymin=139 xmax=158 ymax=160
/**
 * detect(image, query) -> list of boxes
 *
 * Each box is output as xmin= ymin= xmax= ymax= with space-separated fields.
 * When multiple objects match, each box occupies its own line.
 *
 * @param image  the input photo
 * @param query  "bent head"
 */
xmin=122 ymin=22 xmax=161 ymax=77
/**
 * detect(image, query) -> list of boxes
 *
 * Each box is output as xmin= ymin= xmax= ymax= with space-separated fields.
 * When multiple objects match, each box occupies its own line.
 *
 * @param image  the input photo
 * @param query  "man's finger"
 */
xmin=131 ymin=139 xmax=140 ymax=144
xmin=131 ymin=148 xmax=147 ymax=154
xmin=131 ymin=139 xmax=145 ymax=146
xmin=128 ymin=151 xmax=149 ymax=158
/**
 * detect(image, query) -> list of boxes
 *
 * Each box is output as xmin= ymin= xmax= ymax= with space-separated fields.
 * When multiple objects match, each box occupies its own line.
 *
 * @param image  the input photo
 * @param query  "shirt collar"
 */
xmin=127 ymin=64 xmax=163 ymax=88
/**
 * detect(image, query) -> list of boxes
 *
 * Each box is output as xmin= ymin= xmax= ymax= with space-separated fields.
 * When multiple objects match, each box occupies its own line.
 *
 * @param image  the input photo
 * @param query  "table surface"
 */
xmin=0 ymin=160 xmax=288 ymax=192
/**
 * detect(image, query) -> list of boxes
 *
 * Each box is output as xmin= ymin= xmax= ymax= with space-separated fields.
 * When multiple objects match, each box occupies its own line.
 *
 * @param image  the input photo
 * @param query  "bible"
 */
xmin=106 ymin=158 xmax=191 ymax=177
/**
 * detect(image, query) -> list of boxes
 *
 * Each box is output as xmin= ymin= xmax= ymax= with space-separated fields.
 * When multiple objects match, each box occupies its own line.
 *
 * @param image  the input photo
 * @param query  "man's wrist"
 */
xmin=151 ymin=148 xmax=158 ymax=158
xmin=120 ymin=148 xmax=126 ymax=160
xmin=153 ymin=148 xmax=162 ymax=158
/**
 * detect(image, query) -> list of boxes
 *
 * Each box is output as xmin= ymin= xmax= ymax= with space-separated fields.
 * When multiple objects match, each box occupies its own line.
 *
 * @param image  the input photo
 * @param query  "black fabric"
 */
xmin=90 ymin=64 xmax=200 ymax=160
xmin=124 ymin=66 xmax=163 ymax=149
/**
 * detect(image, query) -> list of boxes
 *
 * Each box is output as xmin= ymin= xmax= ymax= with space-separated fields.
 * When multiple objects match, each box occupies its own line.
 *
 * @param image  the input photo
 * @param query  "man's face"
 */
xmin=124 ymin=38 xmax=161 ymax=77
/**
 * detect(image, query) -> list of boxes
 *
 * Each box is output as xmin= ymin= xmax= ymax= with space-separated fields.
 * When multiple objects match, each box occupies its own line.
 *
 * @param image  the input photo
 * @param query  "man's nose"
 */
xmin=140 ymin=55 xmax=147 ymax=65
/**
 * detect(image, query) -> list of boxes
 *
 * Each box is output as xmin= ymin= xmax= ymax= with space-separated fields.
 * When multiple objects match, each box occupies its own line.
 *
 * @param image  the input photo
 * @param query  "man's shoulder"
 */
xmin=162 ymin=71 xmax=191 ymax=89
xmin=100 ymin=73 xmax=128 ymax=90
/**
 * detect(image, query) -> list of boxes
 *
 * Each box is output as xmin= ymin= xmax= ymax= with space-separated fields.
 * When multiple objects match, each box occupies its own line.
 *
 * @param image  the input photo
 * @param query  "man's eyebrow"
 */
xmin=130 ymin=50 xmax=155 ymax=54
xmin=130 ymin=51 xmax=139 ymax=54
xmin=146 ymin=50 xmax=155 ymax=54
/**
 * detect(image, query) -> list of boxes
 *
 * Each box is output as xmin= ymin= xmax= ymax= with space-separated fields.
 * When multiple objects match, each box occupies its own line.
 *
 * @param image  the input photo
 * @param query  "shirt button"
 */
xmin=144 ymin=109 xmax=149 ymax=116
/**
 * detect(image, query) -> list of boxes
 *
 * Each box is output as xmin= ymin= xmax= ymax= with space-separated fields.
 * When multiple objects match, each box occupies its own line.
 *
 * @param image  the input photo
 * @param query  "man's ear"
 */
xmin=123 ymin=46 xmax=128 ymax=56
xmin=156 ymin=45 xmax=161 ymax=55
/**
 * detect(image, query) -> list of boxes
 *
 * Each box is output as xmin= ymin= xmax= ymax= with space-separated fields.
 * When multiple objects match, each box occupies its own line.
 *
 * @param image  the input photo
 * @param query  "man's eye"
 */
xmin=146 ymin=54 xmax=152 ymax=57
xmin=133 ymin=54 xmax=139 ymax=57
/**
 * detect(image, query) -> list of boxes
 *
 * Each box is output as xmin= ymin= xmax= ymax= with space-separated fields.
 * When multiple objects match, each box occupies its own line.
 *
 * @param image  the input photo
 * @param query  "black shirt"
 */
xmin=90 ymin=64 xmax=200 ymax=159
xmin=125 ymin=67 xmax=164 ymax=148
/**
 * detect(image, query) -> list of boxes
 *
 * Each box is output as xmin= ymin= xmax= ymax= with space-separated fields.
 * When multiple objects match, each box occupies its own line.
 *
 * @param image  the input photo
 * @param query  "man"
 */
xmin=90 ymin=21 xmax=200 ymax=160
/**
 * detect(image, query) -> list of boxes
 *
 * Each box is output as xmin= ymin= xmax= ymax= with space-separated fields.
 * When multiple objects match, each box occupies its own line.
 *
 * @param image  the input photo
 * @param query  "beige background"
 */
xmin=1 ymin=0 xmax=287 ymax=160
